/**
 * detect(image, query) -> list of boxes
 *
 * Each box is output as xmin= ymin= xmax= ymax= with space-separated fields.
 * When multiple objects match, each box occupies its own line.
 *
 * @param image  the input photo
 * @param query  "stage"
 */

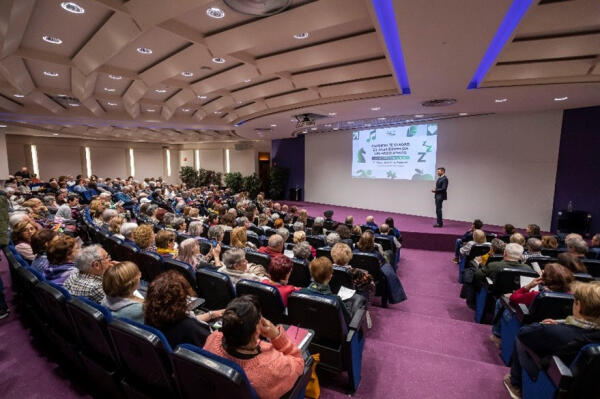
xmin=281 ymin=201 xmax=507 ymax=251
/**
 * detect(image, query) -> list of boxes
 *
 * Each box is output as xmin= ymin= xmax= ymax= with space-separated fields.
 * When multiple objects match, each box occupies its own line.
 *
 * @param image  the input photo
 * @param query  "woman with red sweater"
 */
xmin=262 ymin=256 xmax=300 ymax=306
xmin=203 ymin=296 xmax=304 ymax=399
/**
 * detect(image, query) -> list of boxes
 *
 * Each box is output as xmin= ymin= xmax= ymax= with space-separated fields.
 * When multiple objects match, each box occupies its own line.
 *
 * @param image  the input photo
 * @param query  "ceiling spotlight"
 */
xmin=328 ymin=112 xmax=337 ymax=116
xmin=325 ymin=124 xmax=332 ymax=127
xmin=108 ymin=74 xmax=122 ymax=80
xmin=43 ymin=71 xmax=59 ymax=77
xmin=365 ymin=124 xmax=371 ymax=127
xmin=243 ymin=79 xmax=251 ymax=83
xmin=14 ymin=94 xmax=25 ymax=98
xmin=107 ymin=102 xmax=117 ymax=106
xmin=198 ymin=95 xmax=207 ymax=99
xmin=371 ymin=107 xmax=381 ymax=111
xmin=554 ymin=96 xmax=568 ymax=101
xmin=52 ymin=133 xmax=59 ymax=136
xmin=495 ymin=98 xmax=507 ymax=103
xmin=0 ymin=124 xmax=6 ymax=128
xmin=270 ymin=124 xmax=277 ymax=127
xmin=459 ymin=112 xmax=468 ymax=116
xmin=347 ymin=121 xmax=355 ymax=124
xmin=104 ymin=88 xmax=115 ymax=92
xmin=155 ymin=89 xmax=167 ymax=93
xmin=212 ymin=57 xmax=226 ymax=64
xmin=137 ymin=47 xmax=153 ymax=54
xmin=294 ymin=32 xmax=309 ymax=39
xmin=333 ymin=127 xmax=339 ymax=131
xmin=68 ymin=103 xmax=80 ymax=107
xmin=414 ymin=114 xmax=424 ymax=117
xmin=206 ymin=7 xmax=225 ymax=19
xmin=61 ymin=2 xmax=85 ymax=14
xmin=147 ymin=109 xmax=156 ymax=112
xmin=181 ymin=71 xmax=194 ymax=77
xmin=214 ymin=111 xmax=222 ymax=114
xmin=377 ymin=117 xmax=386 ymax=121
xmin=302 ymin=130 xmax=308 ymax=134
xmin=42 ymin=35 xmax=62 ymax=44
xmin=311 ymin=127 xmax=317 ymax=131
xmin=57 ymin=94 xmax=68 ymax=97
xmin=182 ymin=108 xmax=191 ymax=112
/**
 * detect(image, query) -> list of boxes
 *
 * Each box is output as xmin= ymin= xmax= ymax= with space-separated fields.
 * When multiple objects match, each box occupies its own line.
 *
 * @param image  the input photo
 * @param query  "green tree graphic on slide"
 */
xmin=357 ymin=147 xmax=366 ymax=163
xmin=355 ymin=170 xmax=372 ymax=177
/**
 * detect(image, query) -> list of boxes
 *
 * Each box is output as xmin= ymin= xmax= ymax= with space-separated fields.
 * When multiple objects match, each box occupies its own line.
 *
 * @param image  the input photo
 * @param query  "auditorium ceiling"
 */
xmin=0 ymin=0 xmax=598 ymax=142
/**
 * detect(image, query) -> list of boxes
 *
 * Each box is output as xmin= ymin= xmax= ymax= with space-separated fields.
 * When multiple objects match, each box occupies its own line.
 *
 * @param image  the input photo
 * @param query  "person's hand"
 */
xmin=213 ymin=243 xmax=221 ymax=257
xmin=109 ymin=260 xmax=119 ymax=267
xmin=258 ymin=317 xmax=280 ymax=340
xmin=212 ymin=309 xmax=225 ymax=318
xmin=525 ymin=277 xmax=543 ymax=291
xmin=541 ymin=318 xmax=558 ymax=325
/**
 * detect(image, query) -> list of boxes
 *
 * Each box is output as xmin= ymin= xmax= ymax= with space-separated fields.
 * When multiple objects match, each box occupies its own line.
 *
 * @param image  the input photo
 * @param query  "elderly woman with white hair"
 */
xmin=217 ymin=248 xmax=267 ymax=285
xmin=120 ymin=222 xmax=138 ymax=244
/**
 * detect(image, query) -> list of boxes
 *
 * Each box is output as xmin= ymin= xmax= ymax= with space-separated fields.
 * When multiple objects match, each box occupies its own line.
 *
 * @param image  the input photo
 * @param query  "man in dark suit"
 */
xmin=431 ymin=167 xmax=448 ymax=227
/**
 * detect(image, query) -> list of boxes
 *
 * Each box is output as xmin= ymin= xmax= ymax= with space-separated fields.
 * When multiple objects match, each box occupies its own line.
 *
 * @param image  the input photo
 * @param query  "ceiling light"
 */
xmin=57 ymin=94 xmax=68 ymax=97
xmin=52 ymin=133 xmax=59 ymax=136
xmin=347 ymin=121 xmax=355 ymax=124
xmin=414 ymin=114 xmax=424 ymax=118
xmin=371 ymin=107 xmax=381 ymax=111
xmin=43 ymin=71 xmax=59 ymax=77
xmin=155 ymin=89 xmax=167 ymax=93
xmin=328 ymin=112 xmax=337 ymax=116
xmin=0 ymin=124 xmax=6 ymax=128
xmin=206 ymin=7 xmax=225 ymax=19
xmin=198 ymin=95 xmax=207 ymax=99
xmin=325 ymin=124 xmax=332 ymax=127
xmin=60 ymin=2 xmax=84 ymax=14
xmin=181 ymin=71 xmax=194 ymax=77
xmin=42 ymin=35 xmax=62 ymax=44
xmin=243 ymin=79 xmax=251 ymax=83
xmin=378 ymin=117 xmax=386 ymax=121
xmin=214 ymin=111 xmax=222 ymax=114
xmin=104 ymin=88 xmax=115 ymax=92
xmin=270 ymin=124 xmax=277 ymax=127
xmin=495 ymin=98 xmax=507 ymax=103
xmin=147 ymin=109 xmax=156 ymax=112
xmin=459 ymin=112 xmax=468 ymax=116
xmin=554 ymin=96 xmax=568 ymax=101
xmin=212 ymin=57 xmax=226 ymax=64
xmin=302 ymin=130 xmax=308 ymax=134
xmin=311 ymin=127 xmax=317 ymax=131
xmin=108 ymin=74 xmax=122 ymax=80
xmin=137 ymin=47 xmax=152 ymax=54
xmin=333 ymin=127 xmax=339 ymax=131
xmin=107 ymin=102 xmax=117 ymax=106
xmin=294 ymin=32 xmax=309 ymax=39
xmin=68 ymin=103 xmax=80 ymax=107
xmin=182 ymin=108 xmax=191 ymax=112
xmin=14 ymin=94 xmax=24 ymax=98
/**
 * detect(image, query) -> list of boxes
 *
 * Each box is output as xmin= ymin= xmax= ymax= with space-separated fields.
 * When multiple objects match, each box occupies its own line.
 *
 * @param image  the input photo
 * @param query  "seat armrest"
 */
xmin=515 ymin=303 xmax=530 ymax=323
xmin=349 ymin=308 xmax=366 ymax=331
xmin=485 ymin=277 xmax=493 ymax=286
xmin=546 ymin=355 xmax=573 ymax=390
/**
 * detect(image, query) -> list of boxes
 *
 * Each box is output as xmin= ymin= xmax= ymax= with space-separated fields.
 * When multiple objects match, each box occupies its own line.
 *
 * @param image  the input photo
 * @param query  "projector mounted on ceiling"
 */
xmin=223 ymin=0 xmax=290 ymax=16
xmin=293 ymin=112 xmax=328 ymax=129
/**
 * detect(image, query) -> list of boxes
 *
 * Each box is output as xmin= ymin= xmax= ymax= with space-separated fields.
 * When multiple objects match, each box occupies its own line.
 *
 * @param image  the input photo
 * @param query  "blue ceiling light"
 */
xmin=467 ymin=0 xmax=534 ymax=89
xmin=371 ymin=0 xmax=411 ymax=94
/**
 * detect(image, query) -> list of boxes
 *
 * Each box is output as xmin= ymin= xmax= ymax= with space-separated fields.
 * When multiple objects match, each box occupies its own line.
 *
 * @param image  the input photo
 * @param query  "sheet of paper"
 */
xmin=337 ymin=285 xmax=356 ymax=301
xmin=531 ymin=262 xmax=543 ymax=276
xmin=520 ymin=276 xmax=539 ymax=291
xmin=133 ymin=289 xmax=144 ymax=299
xmin=284 ymin=250 xmax=294 ymax=258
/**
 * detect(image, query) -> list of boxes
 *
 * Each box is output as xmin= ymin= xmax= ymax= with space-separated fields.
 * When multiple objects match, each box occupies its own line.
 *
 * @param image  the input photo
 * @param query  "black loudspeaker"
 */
xmin=556 ymin=210 xmax=592 ymax=237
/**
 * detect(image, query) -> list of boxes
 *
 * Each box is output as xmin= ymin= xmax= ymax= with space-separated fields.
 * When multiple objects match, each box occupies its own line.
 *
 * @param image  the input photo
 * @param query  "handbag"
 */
xmin=305 ymin=353 xmax=321 ymax=399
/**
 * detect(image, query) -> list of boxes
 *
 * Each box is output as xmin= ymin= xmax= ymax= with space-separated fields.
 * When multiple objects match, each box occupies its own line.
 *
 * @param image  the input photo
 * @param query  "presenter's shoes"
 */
xmin=433 ymin=224 xmax=443 ymax=228
xmin=503 ymin=374 xmax=522 ymax=399
xmin=0 ymin=307 xmax=9 ymax=321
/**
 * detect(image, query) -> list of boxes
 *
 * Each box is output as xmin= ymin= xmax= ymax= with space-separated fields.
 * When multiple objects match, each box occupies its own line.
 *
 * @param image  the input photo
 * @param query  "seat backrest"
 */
xmin=289 ymin=258 xmax=311 ymax=287
xmin=306 ymin=217 xmax=314 ymax=228
xmin=374 ymin=236 xmax=393 ymax=252
xmin=222 ymin=230 xmax=231 ymax=245
xmin=573 ymin=273 xmax=595 ymax=282
xmin=119 ymin=242 xmax=139 ymax=263
xmin=287 ymin=292 xmax=347 ymax=345
xmin=528 ymin=291 xmax=574 ymax=322
xmin=198 ymin=239 xmax=212 ymax=255
xmin=108 ymin=318 xmax=175 ymax=395
xmin=349 ymin=252 xmax=383 ymax=281
xmin=324 ymin=220 xmax=337 ymax=231
xmin=248 ymin=225 xmax=263 ymax=236
xmin=105 ymin=236 xmax=123 ymax=260
xmin=35 ymin=281 xmax=75 ymax=337
xmin=541 ymin=248 xmax=566 ymax=257
xmin=351 ymin=234 xmax=361 ymax=243
xmin=486 ymin=254 xmax=504 ymax=265
xmin=306 ymin=235 xmax=326 ymax=249
xmin=360 ymin=225 xmax=379 ymax=234
xmin=247 ymin=235 xmax=261 ymax=247
xmin=196 ymin=269 xmax=235 ymax=310
xmin=135 ymin=251 xmax=166 ymax=282
xmin=235 ymin=280 xmax=285 ymax=324
xmin=316 ymin=247 xmax=333 ymax=261
xmin=264 ymin=228 xmax=277 ymax=237
xmin=245 ymin=251 xmax=270 ymax=269
xmin=525 ymin=256 xmax=558 ymax=268
xmin=569 ymin=344 xmax=600 ymax=397
xmin=176 ymin=233 xmax=193 ymax=244
xmin=164 ymin=258 xmax=197 ymax=291
xmin=492 ymin=267 xmax=539 ymax=295
xmin=330 ymin=266 xmax=353 ymax=295
xmin=467 ymin=244 xmax=491 ymax=260
xmin=67 ymin=297 xmax=117 ymax=366
xmin=171 ymin=344 xmax=258 ymax=399
xmin=582 ymin=259 xmax=600 ymax=277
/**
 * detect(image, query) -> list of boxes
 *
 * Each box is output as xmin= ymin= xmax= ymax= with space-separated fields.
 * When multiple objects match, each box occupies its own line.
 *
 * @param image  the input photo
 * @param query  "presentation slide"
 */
xmin=352 ymin=123 xmax=438 ymax=181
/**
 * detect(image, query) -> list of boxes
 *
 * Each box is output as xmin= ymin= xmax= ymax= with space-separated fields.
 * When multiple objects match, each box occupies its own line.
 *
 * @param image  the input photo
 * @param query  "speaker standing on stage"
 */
xmin=432 ymin=167 xmax=448 ymax=228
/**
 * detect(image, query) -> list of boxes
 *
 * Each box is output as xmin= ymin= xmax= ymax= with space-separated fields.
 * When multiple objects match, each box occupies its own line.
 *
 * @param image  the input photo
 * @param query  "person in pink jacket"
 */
xmin=203 ymin=295 xmax=304 ymax=399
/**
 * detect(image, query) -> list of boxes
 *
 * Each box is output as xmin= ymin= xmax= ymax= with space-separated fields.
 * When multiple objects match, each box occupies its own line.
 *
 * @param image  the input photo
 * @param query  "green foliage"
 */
xmin=243 ymin=173 xmax=262 ymax=198
xmin=269 ymin=165 xmax=289 ymax=200
xmin=224 ymin=172 xmax=244 ymax=193
xmin=180 ymin=167 xmax=222 ymax=187
xmin=179 ymin=166 xmax=198 ymax=186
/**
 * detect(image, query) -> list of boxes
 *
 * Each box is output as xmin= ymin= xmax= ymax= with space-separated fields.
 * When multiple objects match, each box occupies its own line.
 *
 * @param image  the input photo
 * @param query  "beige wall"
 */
xmin=305 ymin=111 xmax=563 ymax=230
xmin=230 ymin=148 xmax=257 ymax=175
xmin=0 ymin=133 xmax=13 ymax=179
xmin=90 ymin=146 xmax=128 ymax=178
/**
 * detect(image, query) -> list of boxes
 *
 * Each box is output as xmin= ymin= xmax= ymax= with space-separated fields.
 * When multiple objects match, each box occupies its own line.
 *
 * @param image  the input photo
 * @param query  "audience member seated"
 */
xmin=378 ymin=223 xmax=401 ymax=251
xmin=207 ymin=225 xmax=224 ymax=246
xmin=219 ymin=213 xmax=236 ymax=232
xmin=590 ymin=233 xmax=600 ymax=259
xmin=22 ymin=198 xmax=48 ymax=224
xmin=276 ymin=227 xmax=290 ymax=243
xmin=331 ymin=243 xmax=375 ymax=302
xmin=335 ymin=224 xmax=353 ymax=245
xmin=187 ymin=220 xmax=204 ymax=238
xmin=310 ymin=217 xmax=325 ymax=235
xmin=11 ymin=220 xmax=40 ymax=262
xmin=273 ymin=218 xmax=284 ymax=230
xmin=541 ymin=235 xmax=559 ymax=249
xmin=258 ymin=234 xmax=286 ymax=260
xmin=522 ymin=238 xmax=547 ymax=261
xmin=344 ymin=215 xmax=354 ymax=229
xmin=384 ymin=217 xmax=402 ymax=240
xmin=292 ymin=221 xmax=304 ymax=232
xmin=300 ymin=257 xmax=366 ymax=325
xmin=355 ymin=230 xmax=385 ymax=265
xmin=101 ymin=261 xmax=144 ymax=323
xmin=108 ymin=216 xmax=125 ymax=239
xmin=475 ymin=243 xmax=531 ymax=283
xmin=203 ymin=295 xmax=304 ymax=399
xmin=490 ymin=263 xmax=574 ymax=344
xmin=525 ymin=223 xmax=541 ymax=239
xmin=504 ymin=281 xmax=600 ymax=398
xmin=293 ymin=231 xmax=316 ymax=258
xmin=64 ymin=245 xmax=114 ymax=303
xmin=292 ymin=241 xmax=312 ymax=261
xmin=133 ymin=224 xmax=156 ymax=252
xmin=218 ymin=248 xmax=267 ymax=285
xmin=155 ymin=230 xmax=178 ymax=259
xmin=364 ymin=215 xmax=378 ymax=231
xmin=229 ymin=226 xmax=256 ymax=250
xmin=55 ymin=195 xmax=79 ymax=220
xmin=321 ymin=232 xmax=341 ymax=251
xmin=296 ymin=209 xmax=308 ymax=227
xmin=100 ymin=208 xmax=118 ymax=232
xmin=474 ymin=238 xmax=506 ymax=266
xmin=177 ymin=238 xmax=220 ymax=269
xmin=453 ymin=219 xmax=484 ymax=263
xmin=262 ymin=256 xmax=301 ymax=306
xmin=172 ymin=216 xmax=187 ymax=233
xmin=351 ymin=225 xmax=363 ymax=236
xmin=510 ymin=232 xmax=526 ymax=246
xmin=45 ymin=235 xmax=79 ymax=284
xmin=557 ymin=252 xmax=588 ymax=274
xmin=567 ymin=236 xmax=589 ymax=259
xmin=120 ymin=222 xmax=138 ymax=244
xmin=499 ymin=223 xmax=516 ymax=243
xmin=30 ymin=229 xmax=58 ymax=273
xmin=145 ymin=271 xmax=221 ymax=348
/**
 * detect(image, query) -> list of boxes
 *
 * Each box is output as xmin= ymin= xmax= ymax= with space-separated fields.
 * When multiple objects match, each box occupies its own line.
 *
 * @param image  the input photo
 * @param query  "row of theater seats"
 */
xmin=458 ymin=243 xmax=600 ymax=397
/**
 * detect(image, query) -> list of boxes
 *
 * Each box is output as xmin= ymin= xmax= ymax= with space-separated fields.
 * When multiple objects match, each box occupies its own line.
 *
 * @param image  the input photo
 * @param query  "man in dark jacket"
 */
xmin=432 ymin=167 xmax=448 ymax=227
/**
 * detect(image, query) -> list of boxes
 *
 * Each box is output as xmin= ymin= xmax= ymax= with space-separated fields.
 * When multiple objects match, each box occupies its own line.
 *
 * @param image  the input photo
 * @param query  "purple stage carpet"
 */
xmin=282 ymin=201 xmax=512 ymax=251
xmin=0 ymin=245 xmax=509 ymax=398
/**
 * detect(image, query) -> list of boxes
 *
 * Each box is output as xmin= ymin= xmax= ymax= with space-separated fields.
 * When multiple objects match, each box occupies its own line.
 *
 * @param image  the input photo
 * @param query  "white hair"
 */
xmin=74 ymin=245 xmax=103 ymax=273
xmin=120 ymin=222 xmax=138 ymax=238
xmin=9 ymin=212 xmax=28 ymax=228
xmin=504 ymin=243 xmax=524 ymax=261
